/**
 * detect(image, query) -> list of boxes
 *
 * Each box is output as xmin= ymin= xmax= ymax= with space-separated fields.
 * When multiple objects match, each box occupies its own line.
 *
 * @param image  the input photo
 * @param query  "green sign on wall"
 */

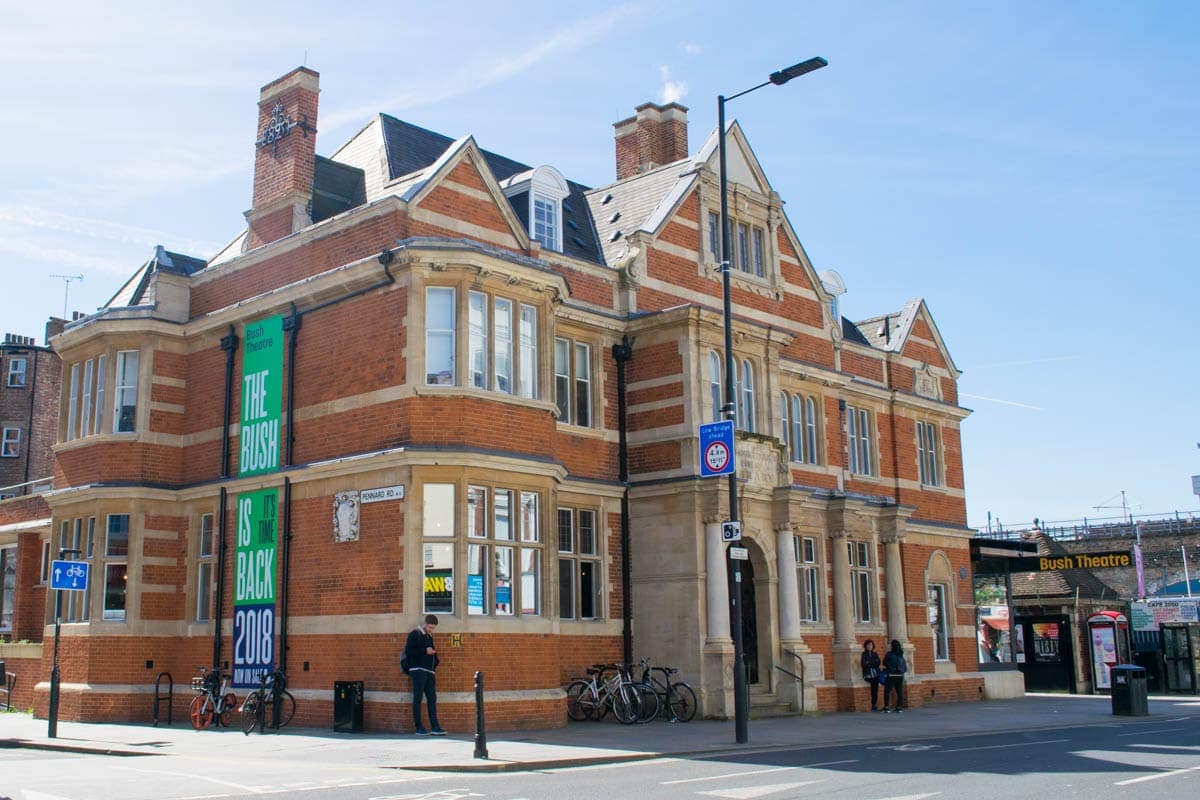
xmin=233 ymin=486 xmax=279 ymax=688
xmin=239 ymin=314 xmax=283 ymax=476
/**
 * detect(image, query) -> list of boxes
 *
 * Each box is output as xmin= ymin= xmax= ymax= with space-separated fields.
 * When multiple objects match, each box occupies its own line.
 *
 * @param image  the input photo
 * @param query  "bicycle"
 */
xmin=240 ymin=669 xmax=296 ymax=734
xmin=565 ymin=663 xmax=643 ymax=724
xmin=189 ymin=666 xmax=238 ymax=730
xmin=636 ymin=657 xmax=697 ymax=722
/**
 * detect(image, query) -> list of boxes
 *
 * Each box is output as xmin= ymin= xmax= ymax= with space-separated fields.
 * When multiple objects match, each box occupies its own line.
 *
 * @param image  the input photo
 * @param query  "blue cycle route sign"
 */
xmin=699 ymin=419 xmax=736 ymax=478
xmin=50 ymin=560 xmax=89 ymax=592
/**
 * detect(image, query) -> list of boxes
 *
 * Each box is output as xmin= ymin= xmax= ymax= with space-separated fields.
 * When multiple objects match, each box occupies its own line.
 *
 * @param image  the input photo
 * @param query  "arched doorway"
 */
xmin=729 ymin=552 xmax=760 ymax=684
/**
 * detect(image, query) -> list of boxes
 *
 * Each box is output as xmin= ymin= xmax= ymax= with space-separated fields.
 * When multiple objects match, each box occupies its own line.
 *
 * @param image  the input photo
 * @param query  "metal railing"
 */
xmin=0 ymin=476 xmax=54 ymax=499
xmin=973 ymin=510 xmax=1200 ymax=542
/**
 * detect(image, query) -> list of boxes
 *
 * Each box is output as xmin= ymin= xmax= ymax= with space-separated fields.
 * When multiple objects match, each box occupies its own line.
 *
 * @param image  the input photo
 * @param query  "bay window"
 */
xmin=426 ymin=287 xmax=456 ymax=385
xmin=113 ymin=350 xmax=139 ymax=433
xmin=104 ymin=514 xmax=129 ymax=621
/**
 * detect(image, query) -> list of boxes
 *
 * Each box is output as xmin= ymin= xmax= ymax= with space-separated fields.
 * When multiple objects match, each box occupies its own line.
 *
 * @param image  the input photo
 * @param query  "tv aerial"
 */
xmin=49 ymin=273 xmax=84 ymax=318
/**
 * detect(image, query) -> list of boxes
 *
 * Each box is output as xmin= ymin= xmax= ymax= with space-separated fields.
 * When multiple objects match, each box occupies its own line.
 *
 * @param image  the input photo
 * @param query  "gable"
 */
xmin=407 ymin=144 xmax=527 ymax=250
xmin=899 ymin=302 xmax=959 ymax=375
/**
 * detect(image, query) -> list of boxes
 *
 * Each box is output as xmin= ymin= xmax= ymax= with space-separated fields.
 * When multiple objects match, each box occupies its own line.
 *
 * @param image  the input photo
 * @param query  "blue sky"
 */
xmin=1 ymin=2 xmax=1196 ymax=525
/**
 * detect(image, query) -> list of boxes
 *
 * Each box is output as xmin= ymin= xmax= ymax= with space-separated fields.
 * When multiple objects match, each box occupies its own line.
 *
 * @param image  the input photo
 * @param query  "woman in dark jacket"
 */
xmin=882 ymin=639 xmax=908 ymax=713
xmin=860 ymin=639 xmax=882 ymax=711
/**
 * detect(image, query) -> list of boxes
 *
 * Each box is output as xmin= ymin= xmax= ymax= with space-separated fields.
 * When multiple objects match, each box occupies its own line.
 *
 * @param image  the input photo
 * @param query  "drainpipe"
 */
xmin=283 ymin=305 xmax=301 ymax=468
xmin=220 ymin=327 xmax=239 ymax=478
xmin=213 ymin=487 xmax=228 ymax=670
xmin=279 ymin=477 xmax=292 ymax=674
xmin=612 ymin=336 xmax=634 ymax=666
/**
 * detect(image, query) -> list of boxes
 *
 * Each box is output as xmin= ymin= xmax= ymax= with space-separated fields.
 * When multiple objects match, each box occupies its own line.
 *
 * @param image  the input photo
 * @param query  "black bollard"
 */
xmin=473 ymin=670 xmax=488 ymax=759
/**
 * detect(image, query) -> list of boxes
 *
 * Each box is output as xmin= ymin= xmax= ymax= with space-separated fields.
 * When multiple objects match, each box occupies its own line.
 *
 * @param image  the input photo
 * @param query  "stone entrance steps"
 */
xmin=748 ymin=686 xmax=795 ymax=719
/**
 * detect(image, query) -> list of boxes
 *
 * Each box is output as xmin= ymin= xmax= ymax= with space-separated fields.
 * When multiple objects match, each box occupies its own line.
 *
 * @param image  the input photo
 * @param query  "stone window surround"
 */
xmin=59 ymin=344 xmax=150 ymax=447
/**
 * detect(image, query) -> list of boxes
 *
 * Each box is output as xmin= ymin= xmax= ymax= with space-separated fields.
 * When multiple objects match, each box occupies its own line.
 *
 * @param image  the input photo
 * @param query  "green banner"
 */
xmin=233 ymin=487 xmax=278 ymax=687
xmin=239 ymin=315 xmax=283 ymax=476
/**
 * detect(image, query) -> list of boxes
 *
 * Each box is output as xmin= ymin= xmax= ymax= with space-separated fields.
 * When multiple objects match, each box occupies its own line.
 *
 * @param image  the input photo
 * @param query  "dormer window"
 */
xmin=501 ymin=165 xmax=569 ymax=254
xmin=533 ymin=193 xmax=559 ymax=251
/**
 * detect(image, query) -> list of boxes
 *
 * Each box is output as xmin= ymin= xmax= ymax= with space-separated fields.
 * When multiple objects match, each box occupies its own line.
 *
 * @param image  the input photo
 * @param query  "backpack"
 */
xmin=400 ymin=652 xmax=410 ymax=675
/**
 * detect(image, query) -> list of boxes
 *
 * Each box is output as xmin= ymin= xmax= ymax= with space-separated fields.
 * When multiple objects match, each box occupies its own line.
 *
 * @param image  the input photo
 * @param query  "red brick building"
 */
xmin=11 ymin=67 xmax=986 ymax=728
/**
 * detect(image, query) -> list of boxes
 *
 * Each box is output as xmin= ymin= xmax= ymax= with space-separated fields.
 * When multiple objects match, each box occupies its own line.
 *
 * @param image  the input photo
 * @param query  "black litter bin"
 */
xmin=334 ymin=681 xmax=364 ymax=732
xmin=1111 ymin=664 xmax=1148 ymax=716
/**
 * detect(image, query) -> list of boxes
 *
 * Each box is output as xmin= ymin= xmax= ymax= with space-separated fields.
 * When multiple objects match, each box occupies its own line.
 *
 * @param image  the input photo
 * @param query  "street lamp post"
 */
xmin=717 ymin=56 xmax=826 ymax=744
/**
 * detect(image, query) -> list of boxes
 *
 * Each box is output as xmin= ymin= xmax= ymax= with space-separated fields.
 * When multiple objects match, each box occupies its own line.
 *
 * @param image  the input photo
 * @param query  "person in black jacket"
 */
xmin=860 ymin=639 xmax=882 ymax=711
xmin=404 ymin=614 xmax=444 ymax=735
xmin=882 ymin=639 xmax=908 ymax=713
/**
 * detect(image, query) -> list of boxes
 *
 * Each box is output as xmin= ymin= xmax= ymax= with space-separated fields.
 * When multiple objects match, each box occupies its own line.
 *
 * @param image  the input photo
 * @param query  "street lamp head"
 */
xmin=769 ymin=57 xmax=828 ymax=86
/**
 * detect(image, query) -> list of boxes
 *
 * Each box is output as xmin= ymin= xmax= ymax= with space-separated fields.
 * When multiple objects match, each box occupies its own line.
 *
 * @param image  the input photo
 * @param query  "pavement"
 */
xmin=2 ymin=692 xmax=1198 ymax=773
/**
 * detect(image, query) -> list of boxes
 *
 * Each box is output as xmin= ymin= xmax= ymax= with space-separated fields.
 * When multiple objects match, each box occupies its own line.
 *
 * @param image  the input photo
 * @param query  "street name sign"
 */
xmin=699 ymin=419 xmax=735 ymax=478
xmin=361 ymin=485 xmax=405 ymax=504
xmin=50 ymin=560 xmax=89 ymax=592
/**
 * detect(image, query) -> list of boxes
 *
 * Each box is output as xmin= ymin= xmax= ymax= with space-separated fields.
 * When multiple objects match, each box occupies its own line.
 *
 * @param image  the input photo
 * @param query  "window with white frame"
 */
xmin=427 ymin=481 xmax=544 ymax=617
xmin=554 ymin=338 xmax=591 ymax=427
xmin=0 ymin=544 xmax=16 ymax=632
xmin=709 ymin=351 xmax=723 ymax=422
xmin=93 ymin=354 xmax=106 ymax=434
xmin=104 ymin=514 xmax=129 ymax=621
xmin=737 ymin=359 xmax=755 ymax=432
xmin=849 ymin=540 xmax=873 ymax=623
xmin=6 ymin=357 xmax=26 ymax=387
xmin=1 ymin=427 xmax=19 ymax=458
xmin=519 ymin=305 xmax=537 ymax=399
xmin=469 ymin=291 xmax=487 ymax=389
xmin=196 ymin=513 xmax=215 ymax=622
xmin=426 ymin=287 xmax=456 ymax=385
xmin=795 ymin=536 xmax=821 ymax=622
xmin=559 ymin=507 xmax=602 ymax=620
xmin=847 ymin=404 xmax=874 ymax=476
xmin=113 ymin=350 xmax=139 ymax=433
xmin=80 ymin=359 xmax=94 ymax=438
xmin=533 ymin=194 xmax=559 ymax=252
xmin=66 ymin=363 xmax=80 ymax=441
xmin=782 ymin=393 xmax=821 ymax=465
xmin=493 ymin=297 xmax=513 ymax=394
xmin=928 ymin=583 xmax=950 ymax=660
xmin=917 ymin=421 xmax=941 ymax=487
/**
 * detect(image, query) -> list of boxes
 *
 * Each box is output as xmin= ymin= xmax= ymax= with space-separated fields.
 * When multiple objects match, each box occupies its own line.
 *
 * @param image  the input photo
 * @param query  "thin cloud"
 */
xmin=0 ymin=237 xmax=131 ymax=275
xmin=680 ymin=41 xmax=704 ymax=55
xmin=972 ymin=355 xmax=1078 ymax=370
xmin=0 ymin=205 xmax=220 ymax=261
xmin=322 ymin=4 xmax=640 ymax=130
xmin=960 ymin=393 xmax=1044 ymax=411
xmin=659 ymin=65 xmax=688 ymax=105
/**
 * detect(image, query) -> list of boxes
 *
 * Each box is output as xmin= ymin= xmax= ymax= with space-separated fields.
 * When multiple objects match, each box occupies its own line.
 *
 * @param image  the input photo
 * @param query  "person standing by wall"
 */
xmin=882 ymin=639 xmax=908 ymax=713
xmin=405 ymin=614 xmax=445 ymax=735
xmin=860 ymin=639 xmax=882 ymax=711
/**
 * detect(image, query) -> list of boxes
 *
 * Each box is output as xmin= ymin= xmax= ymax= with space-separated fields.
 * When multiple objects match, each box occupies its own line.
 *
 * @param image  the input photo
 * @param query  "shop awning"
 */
xmin=982 ymin=616 xmax=1010 ymax=631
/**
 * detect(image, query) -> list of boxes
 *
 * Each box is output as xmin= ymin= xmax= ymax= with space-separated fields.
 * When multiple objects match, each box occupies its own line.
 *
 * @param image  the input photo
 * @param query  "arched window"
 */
xmin=708 ymin=351 xmax=722 ymax=423
xmin=804 ymin=396 xmax=818 ymax=464
xmin=738 ymin=360 xmax=756 ymax=433
xmin=791 ymin=394 xmax=803 ymax=462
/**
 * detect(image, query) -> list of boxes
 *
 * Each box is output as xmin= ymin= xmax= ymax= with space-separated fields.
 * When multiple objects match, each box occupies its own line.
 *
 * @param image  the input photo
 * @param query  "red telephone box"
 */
xmin=1088 ymin=611 xmax=1132 ymax=693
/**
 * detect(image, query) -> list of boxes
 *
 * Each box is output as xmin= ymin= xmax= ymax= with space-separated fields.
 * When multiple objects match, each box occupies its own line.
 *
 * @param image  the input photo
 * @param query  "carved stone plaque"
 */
xmin=333 ymin=491 xmax=360 ymax=542
xmin=914 ymin=366 xmax=941 ymax=400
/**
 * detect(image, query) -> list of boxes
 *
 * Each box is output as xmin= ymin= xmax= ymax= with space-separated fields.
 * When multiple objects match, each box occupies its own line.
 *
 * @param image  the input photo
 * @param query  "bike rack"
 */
xmin=152 ymin=672 xmax=174 ymax=727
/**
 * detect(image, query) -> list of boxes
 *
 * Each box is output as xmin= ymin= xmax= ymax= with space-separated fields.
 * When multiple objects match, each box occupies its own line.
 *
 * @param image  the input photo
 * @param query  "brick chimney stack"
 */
xmin=245 ymin=67 xmax=320 ymax=249
xmin=613 ymin=102 xmax=689 ymax=181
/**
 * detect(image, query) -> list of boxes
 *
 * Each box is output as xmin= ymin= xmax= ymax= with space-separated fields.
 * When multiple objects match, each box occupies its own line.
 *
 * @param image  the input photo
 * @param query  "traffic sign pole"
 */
xmin=48 ymin=548 xmax=81 ymax=738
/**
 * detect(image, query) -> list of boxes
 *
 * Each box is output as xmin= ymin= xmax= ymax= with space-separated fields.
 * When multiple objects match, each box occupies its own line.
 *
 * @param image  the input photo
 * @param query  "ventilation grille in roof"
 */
xmin=571 ymin=236 xmax=588 ymax=249
xmin=610 ymin=230 xmax=622 ymax=242
xmin=601 ymin=193 xmax=613 ymax=204
xmin=562 ymin=200 xmax=574 ymax=214
xmin=609 ymin=211 xmax=621 ymax=224
xmin=566 ymin=219 xmax=579 ymax=231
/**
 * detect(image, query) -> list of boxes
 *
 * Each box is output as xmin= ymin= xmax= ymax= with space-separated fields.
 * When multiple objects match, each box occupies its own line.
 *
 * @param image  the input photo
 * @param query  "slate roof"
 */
xmin=854 ymin=299 xmax=921 ymax=353
xmin=105 ymin=246 xmax=207 ymax=309
xmin=376 ymin=115 xmax=602 ymax=264
xmin=1010 ymin=531 xmax=1122 ymax=601
xmin=584 ymin=159 xmax=694 ymax=266
xmin=312 ymin=155 xmax=365 ymax=224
